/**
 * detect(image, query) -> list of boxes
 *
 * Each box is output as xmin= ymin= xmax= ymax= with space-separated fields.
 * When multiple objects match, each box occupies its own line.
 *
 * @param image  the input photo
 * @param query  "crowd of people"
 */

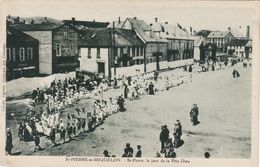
xmin=6 ymin=58 xmax=247 ymax=156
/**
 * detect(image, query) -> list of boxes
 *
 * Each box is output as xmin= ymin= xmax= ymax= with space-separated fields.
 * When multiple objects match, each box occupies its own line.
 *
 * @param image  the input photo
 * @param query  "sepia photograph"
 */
xmin=1 ymin=0 xmax=259 ymax=166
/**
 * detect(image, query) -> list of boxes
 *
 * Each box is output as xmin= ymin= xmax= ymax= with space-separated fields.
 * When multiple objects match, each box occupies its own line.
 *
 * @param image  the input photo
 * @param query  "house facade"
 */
xmin=78 ymin=28 xmax=145 ymax=77
xmin=121 ymin=17 xmax=168 ymax=72
xmin=150 ymin=18 xmax=194 ymax=69
xmin=226 ymin=39 xmax=252 ymax=60
xmin=11 ymin=18 xmax=109 ymax=75
xmin=207 ymin=31 xmax=235 ymax=52
xmin=6 ymin=27 xmax=39 ymax=81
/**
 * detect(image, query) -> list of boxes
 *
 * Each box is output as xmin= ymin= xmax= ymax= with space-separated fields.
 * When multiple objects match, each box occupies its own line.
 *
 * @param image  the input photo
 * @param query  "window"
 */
xmin=97 ymin=48 xmax=100 ymax=58
xmin=137 ymin=47 xmax=139 ymax=56
xmin=140 ymin=47 xmax=143 ymax=56
xmin=19 ymin=48 xmax=25 ymax=61
xmin=12 ymin=48 xmax=16 ymax=61
xmin=132 ymin=47 xmax=135 ymax=57
xmin=56 ymin=44 xmax=61 ymax=56
xmin=64 ymin=26 xmax=69 ymax=37
xmin=123 ymin=47 xmax=128 ymax=54
xmin=70 ymin=44 xmax=73 ymax=50
xmin=88 ymin=48 xmax=91 ymax=58
xmin=27 ymin=48 xmax=33 ymax=60
xmin=7 ymin=48 xmax=11 ymax=61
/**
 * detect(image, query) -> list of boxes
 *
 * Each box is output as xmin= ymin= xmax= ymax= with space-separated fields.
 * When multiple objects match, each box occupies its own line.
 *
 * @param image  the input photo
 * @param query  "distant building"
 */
xmin=150 ymin=18 xmax=194 ymax=67
xmin=192 ymin=30 xmax=211 ymax=61
xmin=121 ymin=17 xmax=168 ymax=72
xmin=78 ymin=28 xmax=145 ymax=77
xmin=207 ymin=31 xmax=234 ymax=52
xmin=10 ymin=18 xmax=109 ymax=75
xmin=6 ymin=27 xmax=39 ymax=81
xmin=226 ymin=39 xmax=252 ymax=60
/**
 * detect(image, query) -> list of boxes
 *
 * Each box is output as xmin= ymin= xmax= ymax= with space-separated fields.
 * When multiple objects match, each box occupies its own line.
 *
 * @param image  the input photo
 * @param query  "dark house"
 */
xmin=6 ymin=26 xmax=39 ymax=81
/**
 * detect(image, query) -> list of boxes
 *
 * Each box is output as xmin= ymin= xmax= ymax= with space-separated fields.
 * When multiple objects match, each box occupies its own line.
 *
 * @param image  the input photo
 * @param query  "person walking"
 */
xmin=5 ymin=128 xmax=13 ymax=155
xmin=117 ymin=95 xmax=125 ymax=112
xmin=159 ymin=125 xmax=169 ymax=153
xmin=190 ymin=104 xmax=199 ymax=125
xmin=34 ymin=131 xmax=42 ymax=152
xmin=173 ymin=120 xmax=182 ymax=148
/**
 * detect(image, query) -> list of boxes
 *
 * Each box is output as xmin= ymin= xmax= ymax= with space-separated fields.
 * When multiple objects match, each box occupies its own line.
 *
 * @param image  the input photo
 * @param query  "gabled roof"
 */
xmin=62 ymin=20 xmax=109 ymax=30
xmin=7 ymin=26 xmax=39 ymax=44
xmin=194 ymin=30 xmax=211 ymax=37
xmin=207 ymin=31 xmax=231 ymax=38
xmin=230 ymin=29 xmax=246 ymax=38
xmin=123 ymin=18 xmax=167 ymax=43
xmin=78 ymin=28 xmax=144 ymax=47
xmin=10 ymin=23 xmax=60 ymax=31
xmin=226 ymin=39 xmax=249 ymax=46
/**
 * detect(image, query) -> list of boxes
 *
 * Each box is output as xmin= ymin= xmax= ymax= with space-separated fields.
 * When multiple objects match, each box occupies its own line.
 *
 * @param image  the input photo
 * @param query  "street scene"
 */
xmin=5 ymin=8 xmax=253 ymax=159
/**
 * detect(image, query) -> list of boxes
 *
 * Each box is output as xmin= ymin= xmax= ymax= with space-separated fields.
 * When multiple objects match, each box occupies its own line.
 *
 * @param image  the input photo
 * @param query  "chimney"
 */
xmin=118 ymin=17 xmax=121 ymax=23
xmin=155 ymin=17 xmax=158 ymax=22
xmin=93 ymin=20 xmax=95 ymax=22
xmin=23 ymin=20 xmax=25 ymax=24
xmin=246 ymin=26 xmax=250 ymax=39
xmin=31 ymin=19 xmax=34 ymax=24
xmin=16 ymin=17 xmax=20 ymax=23
xmin=133 ymin=17 xmax=137 ymax=20
xmin=165 ymin=22 xmax=168 ymax=24
xmin=45 ymin=17 xmax=47 ymax=21
xmin=7 ymin=15 xmax=11 ymax=19
xmin=72 ymin=17 xmax=75 ymax=26
xmin=228 ymin=27 xmax=231 ymax=31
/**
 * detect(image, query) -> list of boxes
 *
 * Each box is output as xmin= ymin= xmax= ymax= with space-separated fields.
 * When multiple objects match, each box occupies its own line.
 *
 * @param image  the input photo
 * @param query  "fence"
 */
xmin=6 ymin=72 xmax=76 ymax=98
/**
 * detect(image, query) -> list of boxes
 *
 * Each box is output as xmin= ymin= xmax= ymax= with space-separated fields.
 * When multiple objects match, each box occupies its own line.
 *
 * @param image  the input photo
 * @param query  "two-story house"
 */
xmin=6 ymin=26 xmax=39 ymax=81
xmin=78 ymin=28 xmax=145 ymax=77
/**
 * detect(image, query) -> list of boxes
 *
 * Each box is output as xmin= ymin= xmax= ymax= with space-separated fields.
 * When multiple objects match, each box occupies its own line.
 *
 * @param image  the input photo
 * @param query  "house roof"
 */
xmin=78 ymin=28 xmax=144 ymax=47
xmin=230 ymin=29 xmax=246 ymax=38
xmin=7 ymin=26 xmax=39 ymax=44
xmin=62 ymin=20 xmax=109 ymax=30
xmin=10 ymin=23 xmax=60 ymax=31
xmin=194 ymin=30 xmax=211 ymax=37
xmin=226 ymin=39 xmax=249 ymax=46
xmin=124 ymin=18 xmax=167 ymax=43
xmin=207 ymin=31 xmax=230 ymax=38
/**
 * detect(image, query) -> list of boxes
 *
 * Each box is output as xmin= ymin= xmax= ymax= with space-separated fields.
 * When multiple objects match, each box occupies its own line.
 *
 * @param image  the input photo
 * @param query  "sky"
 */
xmin=2 ymin=0 xmax=257 ymax=33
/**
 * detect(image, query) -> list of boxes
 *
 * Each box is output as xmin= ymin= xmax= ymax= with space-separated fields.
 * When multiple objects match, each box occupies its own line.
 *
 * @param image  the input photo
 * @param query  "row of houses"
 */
xmin=193 ymin=26 xmax=252 ymax=61
xmin=6 ymin=16 xmax=195 ymax=80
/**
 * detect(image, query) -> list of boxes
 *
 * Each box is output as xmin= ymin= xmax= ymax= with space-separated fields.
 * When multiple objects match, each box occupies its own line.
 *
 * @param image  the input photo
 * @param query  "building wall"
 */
xmin=52 ymin=26 xmax=79 ymax=73
xmin=145 ymin=42 xmax=168 ymax=63
xmin=227 ymin=45 xmax=245 ymax=59
xmin=23 ymin=31 xmax=52 ymax=74
xmin=6 ymin=42 xmax=39 ymax=81
xmin=80 ymin=47 xmax=109 ymax=76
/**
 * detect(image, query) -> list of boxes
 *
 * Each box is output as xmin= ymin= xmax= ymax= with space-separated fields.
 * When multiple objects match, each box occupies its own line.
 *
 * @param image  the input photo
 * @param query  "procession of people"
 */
xmin=6 ymin=58 xmax=245 ymax=157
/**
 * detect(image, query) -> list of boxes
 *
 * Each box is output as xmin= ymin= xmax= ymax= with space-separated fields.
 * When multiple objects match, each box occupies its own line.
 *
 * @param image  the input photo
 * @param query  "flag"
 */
xmin=177 ymin=23 xmax=182 ymax=29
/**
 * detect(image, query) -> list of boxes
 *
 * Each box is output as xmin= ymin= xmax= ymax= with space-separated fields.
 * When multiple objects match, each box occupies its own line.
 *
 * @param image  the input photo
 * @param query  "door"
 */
xmin=97 ymin=62 xmax=105 ymax=74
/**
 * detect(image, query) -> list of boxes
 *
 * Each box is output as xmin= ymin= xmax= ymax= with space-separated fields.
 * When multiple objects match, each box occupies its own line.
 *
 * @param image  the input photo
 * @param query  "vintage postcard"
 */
xmin=0 ymin=0 xmax=259 ymax=167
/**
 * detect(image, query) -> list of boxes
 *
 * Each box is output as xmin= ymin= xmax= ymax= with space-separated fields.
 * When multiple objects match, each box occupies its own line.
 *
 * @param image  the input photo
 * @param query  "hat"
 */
xmin=103 ymin=150 xmax=108 ymax=154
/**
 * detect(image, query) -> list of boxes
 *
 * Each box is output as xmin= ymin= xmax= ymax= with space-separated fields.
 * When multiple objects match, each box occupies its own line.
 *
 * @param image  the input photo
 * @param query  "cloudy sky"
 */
xmin=2 ymin=0 xmax=257 ymax=33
